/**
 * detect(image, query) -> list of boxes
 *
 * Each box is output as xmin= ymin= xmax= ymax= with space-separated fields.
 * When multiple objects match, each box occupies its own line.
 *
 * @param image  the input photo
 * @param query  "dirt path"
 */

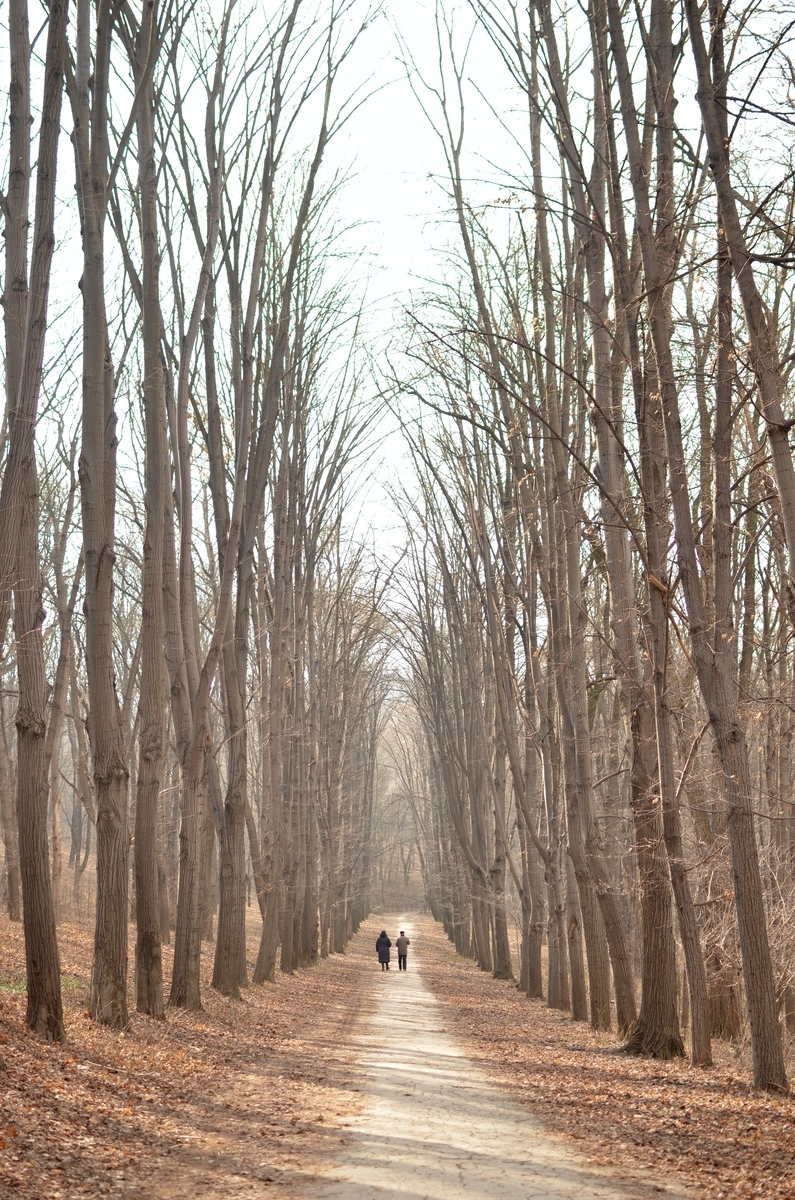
xmin=310 ymin=916 xmax=688 ymax=1200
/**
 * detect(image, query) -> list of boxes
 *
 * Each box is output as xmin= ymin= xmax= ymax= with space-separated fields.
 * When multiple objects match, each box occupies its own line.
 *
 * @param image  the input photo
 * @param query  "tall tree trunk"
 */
xmin=165 ymin=10 xmax=230 ymax=1006
xmin=590 ymin=0 xmax=712 ymax=1066
xmin=534 ymin=0 xmax=637 ymax=1040
xmin=0 ymin=0 xmax=30 ymax=928
xmin=67 ymin=0 xmax=130 ymax=1029
xmin=9 ymin=0 xmax=69 ymax=1041
xmin=132 ymin=0 xmax=166 ymax=1019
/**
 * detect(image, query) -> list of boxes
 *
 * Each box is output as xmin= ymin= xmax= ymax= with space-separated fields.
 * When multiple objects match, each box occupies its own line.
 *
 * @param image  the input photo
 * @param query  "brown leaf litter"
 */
xmin=3 ymin=910 xmax=795 ymax=1200
xmin=0 ymin=914 xmax=365 ymax=1199
xmin=417 ymin=916 xmax=795 ymax=1200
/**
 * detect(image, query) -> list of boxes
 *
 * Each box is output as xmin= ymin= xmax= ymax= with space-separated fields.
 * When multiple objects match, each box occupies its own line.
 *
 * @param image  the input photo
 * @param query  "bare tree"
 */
xmin=0 ymin=0 xmax=70 ymax=1041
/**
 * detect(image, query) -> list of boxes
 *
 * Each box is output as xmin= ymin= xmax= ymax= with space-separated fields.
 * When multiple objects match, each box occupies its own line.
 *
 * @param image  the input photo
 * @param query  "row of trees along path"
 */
xmin=2 ymin=0 xmax=795 ymax=1134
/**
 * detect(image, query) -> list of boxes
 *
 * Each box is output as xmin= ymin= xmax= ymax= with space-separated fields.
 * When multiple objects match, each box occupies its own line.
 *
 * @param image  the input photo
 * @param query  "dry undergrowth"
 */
xmin=417 ymin=917 xmax=795 ymax=1200
xmin=0 ymin=913 xmax=366 ymax=1199
xmin=4 ymin=908 xmax=795 ymax=1200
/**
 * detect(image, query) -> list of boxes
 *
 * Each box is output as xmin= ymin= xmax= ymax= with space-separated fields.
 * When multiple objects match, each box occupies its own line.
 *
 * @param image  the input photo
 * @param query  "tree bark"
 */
xmin=132 ymin=0 xmax=166 ymax=1018
xmin=9 ymin=0 xmax=70 ymax=1041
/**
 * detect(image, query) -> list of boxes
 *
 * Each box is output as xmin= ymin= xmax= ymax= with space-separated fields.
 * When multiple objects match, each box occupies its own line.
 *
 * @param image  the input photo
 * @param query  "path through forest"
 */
xmin=309 ymin=917 xmax=687 ymax=1200
xmin=3 ymin=912 xmax=721 ymax=1199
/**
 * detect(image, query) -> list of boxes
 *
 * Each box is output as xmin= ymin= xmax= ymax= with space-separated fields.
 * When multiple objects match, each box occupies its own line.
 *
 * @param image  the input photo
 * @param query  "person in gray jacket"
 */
xmin=395 ymin=931 xmax=410 ymax=970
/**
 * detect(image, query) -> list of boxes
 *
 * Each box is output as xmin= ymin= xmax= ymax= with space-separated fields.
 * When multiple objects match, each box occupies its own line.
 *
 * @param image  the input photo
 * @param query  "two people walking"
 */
xmin=375 ymin=929 xmax=410 ymax=971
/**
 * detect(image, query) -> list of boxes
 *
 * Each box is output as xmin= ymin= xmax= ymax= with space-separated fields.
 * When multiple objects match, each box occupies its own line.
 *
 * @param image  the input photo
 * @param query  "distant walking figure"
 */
xmin=376 ymin=931 xmax=392 ymax=970
xmin=396 ymin=931 xmax=410 ymax=971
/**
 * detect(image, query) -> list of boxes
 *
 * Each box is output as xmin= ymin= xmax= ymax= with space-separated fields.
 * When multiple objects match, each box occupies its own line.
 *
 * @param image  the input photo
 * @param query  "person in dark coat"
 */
xmin=376 ymin=930 xmax=391 ymax=970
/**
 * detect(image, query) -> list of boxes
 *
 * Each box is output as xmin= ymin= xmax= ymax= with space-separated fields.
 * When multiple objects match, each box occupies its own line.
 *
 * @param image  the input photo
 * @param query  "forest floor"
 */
xmin=0 ymin=912 xmax=792 ymax=1199
xmin=417 ymin=922 xmax=795 ymax=1200
xmin=0 ymin=912 xmax=367 ymax=1198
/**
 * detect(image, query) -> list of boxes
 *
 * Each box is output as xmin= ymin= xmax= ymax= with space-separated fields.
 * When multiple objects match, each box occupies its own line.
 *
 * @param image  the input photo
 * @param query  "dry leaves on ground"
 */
xmin=417 ymin=918 xmax=795 ymax=1200
xmin=0 ymin=914 xmax=365 ymax=1199
xmin=5 ymin=909 xmax=795 ymax=1200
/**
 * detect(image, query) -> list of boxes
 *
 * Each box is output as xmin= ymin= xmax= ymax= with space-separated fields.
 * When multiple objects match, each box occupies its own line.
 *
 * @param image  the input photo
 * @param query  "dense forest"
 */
xmin=2 ymin=0 xmax=795 ymax=1106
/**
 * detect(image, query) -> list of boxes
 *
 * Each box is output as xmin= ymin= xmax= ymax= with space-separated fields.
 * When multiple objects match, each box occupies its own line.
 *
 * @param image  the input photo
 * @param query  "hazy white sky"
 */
xmin=328 ymin=1 xmax=475 ymax=539
xmin=327 ymin=0 xmax=518 ymax=543
xmin=334 ymin=1 xmax=509 ymax=313
xmin=338 ymin=3 xmax=445 ymax=310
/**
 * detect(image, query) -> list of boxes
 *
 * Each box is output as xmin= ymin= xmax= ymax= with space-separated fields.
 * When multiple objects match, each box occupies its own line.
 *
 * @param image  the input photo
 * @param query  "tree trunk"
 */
xmin=5 ymin=0 xmax=70 ymax=1041
xmin=16 ymin=452 xmax=64 ymax=1040
xmin=132 ymin=0 xmax=165 ymax=1019
xmin=213 ymin=711 xmax=248 ymax=996
xmin=0 ymin=730 xmax=21 ymax=921
xmin=67 ymin=0 xmax=130 ymax=1030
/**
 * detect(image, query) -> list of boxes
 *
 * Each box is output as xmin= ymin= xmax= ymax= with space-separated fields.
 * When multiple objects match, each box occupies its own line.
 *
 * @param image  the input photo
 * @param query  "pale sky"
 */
xmin=329 ymin=0 xmax=514 ymax=544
